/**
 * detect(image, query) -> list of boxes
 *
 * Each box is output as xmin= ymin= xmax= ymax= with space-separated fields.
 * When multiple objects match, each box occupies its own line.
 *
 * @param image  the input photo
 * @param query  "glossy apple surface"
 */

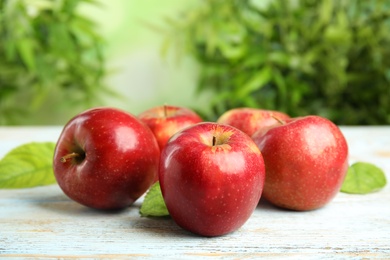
xmin=138 ymin=105 xmax=203 ymax=150
xmin=159 ymin=122 xmax=265 ymax=236
xmin=53 ymin=107 xmax=159 ymax=210
xmin=252 ymin=115 xmax=349 ymax=211
xmin=217 ymin=108 xmax=290 ymax=137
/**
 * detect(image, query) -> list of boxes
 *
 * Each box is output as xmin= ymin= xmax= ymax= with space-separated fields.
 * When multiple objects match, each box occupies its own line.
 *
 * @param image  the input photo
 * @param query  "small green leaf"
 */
xmin=341 ymin=162 xmax=387 ymax=194
xmin=0 ymin=142 xmax=57 ymax=188
xmin=140 ymin=182 xmax=169 ymax=217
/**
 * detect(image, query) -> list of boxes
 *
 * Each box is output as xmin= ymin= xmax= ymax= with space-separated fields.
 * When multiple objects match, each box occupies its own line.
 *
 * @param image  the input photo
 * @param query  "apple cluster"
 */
xmin=53 ymin=105 xmax=348 ymax=237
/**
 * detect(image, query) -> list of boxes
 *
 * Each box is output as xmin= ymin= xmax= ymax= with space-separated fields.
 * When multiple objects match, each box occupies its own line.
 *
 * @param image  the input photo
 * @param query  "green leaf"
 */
xmin=0 ymin=142 xmax=57 ymax=188
xmin=236 ymin=66 xmax=272 ymax=98
xmin=17 ymin=38 xmax=36 ymax=71
xmin=318 ymin=0 xmax=333 ymax=25
xmin=341 ymin=162 xmax=387 ymax=194
xmin=140 ymin=181 xmax=170 ymax=217
xmin=0 ymin=0 xmax=108 ymax=125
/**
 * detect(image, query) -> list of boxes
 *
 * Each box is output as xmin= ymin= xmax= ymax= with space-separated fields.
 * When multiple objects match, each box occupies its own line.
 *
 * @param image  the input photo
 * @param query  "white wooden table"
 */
xmin=0 ymin=126 xmax=389 ymax=259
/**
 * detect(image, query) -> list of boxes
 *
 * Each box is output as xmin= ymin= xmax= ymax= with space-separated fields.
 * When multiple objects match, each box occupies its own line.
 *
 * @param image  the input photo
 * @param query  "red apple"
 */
xmin=138 ymin=105 xmax=203 ymax=150
xmin=252 ymin=115 xmax=349 ymax=211
xmin=53 ymin=107 xmax=159 ymax=210
xmin=217 ymin=107 xmax=290 ymax=137
xmin=159 ymin=122 xmax=265 ymax=236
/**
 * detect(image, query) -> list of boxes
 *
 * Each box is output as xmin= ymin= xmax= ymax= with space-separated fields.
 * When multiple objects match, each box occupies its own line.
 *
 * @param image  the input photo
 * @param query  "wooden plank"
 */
xmin=0 ymin=126 xmax=389 ymax=258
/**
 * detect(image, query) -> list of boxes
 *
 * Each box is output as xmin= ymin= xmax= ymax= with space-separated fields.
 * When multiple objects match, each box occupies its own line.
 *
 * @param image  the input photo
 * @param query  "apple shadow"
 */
xmin=30 ymin=191 xmax=201 ymax=238
xmin=256 ymin=197 xmax=302 ymax=213
xmin=131 ymin=215 xmax=202 ymax=239
xmin=256 ymin=197 xmax=329 ymax=214
xmin=30 ymin=190 xmax=132 ymax=217
xmin=257 ymin=197 xmax=280 ymax=211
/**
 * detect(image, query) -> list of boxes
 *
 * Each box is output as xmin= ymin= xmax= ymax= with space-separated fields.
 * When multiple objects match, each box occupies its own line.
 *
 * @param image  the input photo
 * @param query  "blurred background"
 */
xmin=0 ymin=0 xmax=389 ymax=125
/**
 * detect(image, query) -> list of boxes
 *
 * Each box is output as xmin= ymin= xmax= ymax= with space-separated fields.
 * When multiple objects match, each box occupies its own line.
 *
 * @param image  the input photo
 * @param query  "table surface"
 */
xmin=0 ymin=126 xmax=389 ymax=259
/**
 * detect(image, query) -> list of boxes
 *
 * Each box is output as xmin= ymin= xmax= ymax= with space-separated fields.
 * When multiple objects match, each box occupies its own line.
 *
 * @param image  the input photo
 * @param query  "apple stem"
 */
xmin=272 ymin=115 xmax=285 ymax=125
xmin=60 ymin=152 xmax=80 ymax=163
xmin=212 ymin=136 xmax=216 ymax=146
xmin=164 ymin=104 xmax=168 ymax=118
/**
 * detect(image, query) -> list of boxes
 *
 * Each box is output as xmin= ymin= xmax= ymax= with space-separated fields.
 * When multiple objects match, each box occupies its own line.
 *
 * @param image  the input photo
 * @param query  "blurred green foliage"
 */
xmin=0 ymin=0 xmax=107 ymax=125
xmin=164 ymin=0 xmax=390 ymax=124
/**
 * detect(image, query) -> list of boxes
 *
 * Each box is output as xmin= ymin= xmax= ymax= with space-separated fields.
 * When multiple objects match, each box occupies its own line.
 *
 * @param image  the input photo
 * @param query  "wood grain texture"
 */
xmin=0 ymin=126 xmax=389 ymax=259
